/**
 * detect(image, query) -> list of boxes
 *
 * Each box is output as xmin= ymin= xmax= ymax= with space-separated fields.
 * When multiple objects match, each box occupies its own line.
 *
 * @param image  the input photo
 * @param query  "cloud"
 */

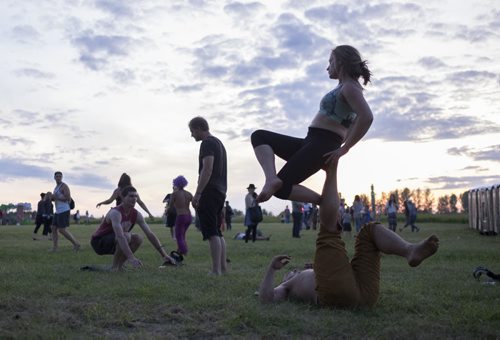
xmin=446 ymin=70 xmax=497 ymax=85
xmin=71 ymin=31 xmax=135 ymax=70
xmin=418 ymin=57 xmax=446 ymax=69
xmin=0 ymin=136 xmax=33 ymax=147
xmin=11 ymin=25 xmax=40 ymax=43
xmin=273 ymin=13 xmax=330 ymax=59
xmin=0 ymin=158 xmax=52 ymax=181
xmin=14 ymin=68 xmax=55 ymax=79
xmin=112 ymin=69 xmax=136 ymax=84
xmin=448 ymin=145 xmax=500 ymax=162
xmin=369 ymin=109 xmax=500 ymax=142
xmin=223 ymin=1 xmax=265 ymax=19
xmin=424 ymin=175 xmax=500 ymax=190
xmin=70 ymin=173 xmax=114 ymax=189
xmin=174 ymin=84 xmax=204 ymax=93
xmin=453 ymin=25 xmax=496 ymax=43
xmin=94 ymin=0 xmax=133 ymax=18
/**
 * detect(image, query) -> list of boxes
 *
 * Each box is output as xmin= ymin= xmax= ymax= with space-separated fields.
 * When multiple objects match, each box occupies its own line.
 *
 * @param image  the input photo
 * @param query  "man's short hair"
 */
xmin=121 ymin=186 xmax=137 ymax=198
xmin=189 ymin=116 xmax=209 ymax=131
xmin=54 ymin=171 xmax=63 ymax=176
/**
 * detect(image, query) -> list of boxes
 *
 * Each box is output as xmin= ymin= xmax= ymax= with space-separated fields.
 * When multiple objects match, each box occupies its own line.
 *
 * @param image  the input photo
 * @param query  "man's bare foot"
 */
xmin=257 ymin=177 xmax=282 ymax=203
xmin=408 ymin=235 xmax=439 ymax=267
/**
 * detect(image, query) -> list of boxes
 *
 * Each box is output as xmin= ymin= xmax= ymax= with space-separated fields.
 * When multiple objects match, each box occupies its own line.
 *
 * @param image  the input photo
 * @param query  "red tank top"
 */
xmin=92 ymin=206 xmax=138 ymax=239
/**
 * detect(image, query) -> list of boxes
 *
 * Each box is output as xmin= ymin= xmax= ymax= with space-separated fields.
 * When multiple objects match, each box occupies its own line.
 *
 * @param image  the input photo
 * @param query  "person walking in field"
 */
xmin=169 ymin=175 xmax=193 ymax=256
xmin=401 ymin=199 xmax=420 ymax=232
xmin=51 ymin=171 xmax=80 ymax=252
xmin=258 ymin=160 xmax=439 ymax=307
xmin=90 ymin=186 xmax=176 ymax=271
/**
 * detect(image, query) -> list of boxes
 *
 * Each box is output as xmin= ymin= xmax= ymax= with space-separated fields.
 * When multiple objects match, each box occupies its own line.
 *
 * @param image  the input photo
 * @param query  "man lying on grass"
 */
xmin=259 ymin=160 xmax=439 ymax=307
xmin=90 ymin=186 xmax=176 ymax=271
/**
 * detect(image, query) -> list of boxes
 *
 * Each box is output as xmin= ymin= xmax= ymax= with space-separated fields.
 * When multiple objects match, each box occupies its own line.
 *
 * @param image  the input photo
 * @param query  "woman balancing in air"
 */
xmin=251 ymin=45 xmax=373 ymax=204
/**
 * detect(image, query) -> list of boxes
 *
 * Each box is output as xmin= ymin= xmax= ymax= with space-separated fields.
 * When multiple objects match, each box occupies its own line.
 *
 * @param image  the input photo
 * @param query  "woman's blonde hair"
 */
xmin=333 ymin=45 xmax=372 ymax=85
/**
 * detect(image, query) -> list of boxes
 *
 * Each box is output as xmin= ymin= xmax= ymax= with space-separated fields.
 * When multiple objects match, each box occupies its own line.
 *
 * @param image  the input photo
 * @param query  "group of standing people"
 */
xmin=89 ymin=116 xmax=229 ymax=273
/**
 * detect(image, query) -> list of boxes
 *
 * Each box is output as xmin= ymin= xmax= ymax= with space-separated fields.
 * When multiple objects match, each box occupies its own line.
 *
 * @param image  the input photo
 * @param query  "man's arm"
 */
xmin=136 ymin=213 xmax=175 ymax=263
xmin=259 ymin=255 xmax=291 ymax=303
xmin=57 ymin=183 xmax=71 ymax=202
xmin=110 ymin=210 xmax=142 ymax=267
xmin=192 ymin=155 xmax=214 ymax=208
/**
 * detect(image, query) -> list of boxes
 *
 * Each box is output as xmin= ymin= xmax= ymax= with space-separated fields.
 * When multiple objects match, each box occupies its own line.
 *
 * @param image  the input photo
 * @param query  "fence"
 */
xmin=468 ymin=185 xmax=500 ymax=235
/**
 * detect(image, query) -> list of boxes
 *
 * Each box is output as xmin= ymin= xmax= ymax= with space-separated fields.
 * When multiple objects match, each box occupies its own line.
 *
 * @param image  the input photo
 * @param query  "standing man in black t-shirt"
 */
xmin=189 ymin=116 xmax=228 ymax=275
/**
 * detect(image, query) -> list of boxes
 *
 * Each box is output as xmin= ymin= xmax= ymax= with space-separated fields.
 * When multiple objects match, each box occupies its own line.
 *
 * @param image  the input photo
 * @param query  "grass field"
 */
xmin=1 ymin=220 xmax=499 ymax=338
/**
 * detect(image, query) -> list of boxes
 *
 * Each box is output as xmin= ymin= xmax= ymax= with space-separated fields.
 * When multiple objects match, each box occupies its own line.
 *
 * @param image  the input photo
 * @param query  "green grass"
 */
xmin=1 ymin=221 xmax=499 ymax=338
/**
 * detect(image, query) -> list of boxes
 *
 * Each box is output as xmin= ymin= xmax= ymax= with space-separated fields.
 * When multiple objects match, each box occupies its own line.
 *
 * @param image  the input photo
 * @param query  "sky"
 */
xmin=1 ymin=0 xmax=499 ymax=218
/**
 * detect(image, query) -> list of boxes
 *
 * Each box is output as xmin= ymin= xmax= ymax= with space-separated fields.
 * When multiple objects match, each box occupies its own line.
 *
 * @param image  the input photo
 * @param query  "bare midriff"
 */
xmin=309 ymin=113 xmax=348 ymax=141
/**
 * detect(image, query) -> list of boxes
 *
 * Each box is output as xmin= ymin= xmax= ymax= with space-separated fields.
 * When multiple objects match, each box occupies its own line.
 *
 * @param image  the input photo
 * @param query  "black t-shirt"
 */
xmin=199 ymin=135 xmax=227 ymax=194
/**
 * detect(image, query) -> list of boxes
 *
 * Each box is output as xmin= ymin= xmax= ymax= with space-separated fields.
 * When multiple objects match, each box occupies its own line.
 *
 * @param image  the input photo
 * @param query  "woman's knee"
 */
xmin=251 ymin=129 xmax=269 ymax=147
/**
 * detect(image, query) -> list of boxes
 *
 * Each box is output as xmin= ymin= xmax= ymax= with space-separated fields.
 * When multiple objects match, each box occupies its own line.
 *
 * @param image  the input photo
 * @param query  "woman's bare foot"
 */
xmin=257 ymin=177 xmax=282 ymax=203
xmin=408 ymin=235 xmax=439 ymax=267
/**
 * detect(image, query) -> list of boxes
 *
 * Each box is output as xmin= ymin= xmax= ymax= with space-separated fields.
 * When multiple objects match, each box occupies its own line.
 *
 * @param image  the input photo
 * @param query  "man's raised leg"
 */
xmin=371 ymin=224 xmax=439 ymax=267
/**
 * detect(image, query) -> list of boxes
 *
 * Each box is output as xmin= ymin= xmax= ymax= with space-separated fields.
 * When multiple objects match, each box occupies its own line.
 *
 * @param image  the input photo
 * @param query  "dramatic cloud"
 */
xmin=71 ymin=31 xmax=135 ymax=70
xmin=0 ymin=158 xmax=52 ymax=181
xmin=448 ymin=145 xmax=500 ymax=162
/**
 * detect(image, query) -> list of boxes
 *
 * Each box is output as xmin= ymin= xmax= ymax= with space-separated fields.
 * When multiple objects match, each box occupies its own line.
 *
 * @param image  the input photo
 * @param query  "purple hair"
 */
xmin=173 ymin=175 xmax=188 ymax=189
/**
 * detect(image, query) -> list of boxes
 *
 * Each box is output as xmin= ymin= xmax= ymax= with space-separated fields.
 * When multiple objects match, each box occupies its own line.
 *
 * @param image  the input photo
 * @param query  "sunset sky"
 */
xmin=1 ymin=0 xmax=499 ymax=218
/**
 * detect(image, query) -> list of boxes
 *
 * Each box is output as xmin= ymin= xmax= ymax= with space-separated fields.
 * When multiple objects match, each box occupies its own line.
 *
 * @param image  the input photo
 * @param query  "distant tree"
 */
xmin=359 ymin=194 xmax=370 ymax=206
xmin=424 ymin=188 xmax=434 ymax=213
xmin=437 ymin=195 xmax=450 ymax=214
xmin=449 ymin=194 xmax=458 ymax=213
xmin=460 ymin=191 xmax=469 ymax=213
xmin=401 ymin=187 xmax=411 ymax=202
xmin=233 ymin=209 xmax=244 ymax=216
xmin=413 ymin=188 xmax=423 ymax=212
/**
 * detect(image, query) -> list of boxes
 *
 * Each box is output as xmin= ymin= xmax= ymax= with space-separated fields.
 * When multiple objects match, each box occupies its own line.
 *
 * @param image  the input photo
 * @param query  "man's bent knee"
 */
xmin=130 ymin=233 xmax=143 ymax=246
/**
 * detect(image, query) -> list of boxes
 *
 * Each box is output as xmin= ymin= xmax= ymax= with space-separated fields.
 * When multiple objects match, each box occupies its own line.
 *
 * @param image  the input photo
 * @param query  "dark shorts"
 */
xmin=53 ymin=211 xmax=70 ymax=228
xmin=91 ymin=233 xmax=116 ymax=255
xmin=342 ymin=222 xmax=352 ymax=231
xmin=197 ymin=188 xmax=225 ymax=240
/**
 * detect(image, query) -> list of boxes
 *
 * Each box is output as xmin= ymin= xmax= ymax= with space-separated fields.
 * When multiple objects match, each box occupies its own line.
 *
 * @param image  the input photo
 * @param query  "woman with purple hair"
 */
xmin=169 ymin=175 xmax=193 ymax=255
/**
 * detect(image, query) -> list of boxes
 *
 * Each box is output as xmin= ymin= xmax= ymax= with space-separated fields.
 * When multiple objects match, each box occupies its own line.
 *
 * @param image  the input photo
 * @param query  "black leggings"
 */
xmin=251 ymin=127 xmax=343 ymax=199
